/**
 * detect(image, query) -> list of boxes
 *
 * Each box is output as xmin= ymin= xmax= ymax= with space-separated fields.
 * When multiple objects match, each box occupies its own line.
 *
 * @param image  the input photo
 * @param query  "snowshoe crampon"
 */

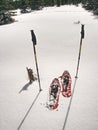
xmin=48 ymin=78 xmax=61 ymax=110
xmin=61 ymin=71 xmax=72 ymax=97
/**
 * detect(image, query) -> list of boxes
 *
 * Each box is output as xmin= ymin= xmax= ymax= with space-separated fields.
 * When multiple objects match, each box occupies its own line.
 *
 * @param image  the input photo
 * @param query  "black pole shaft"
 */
xmin=75 ymin=38 xmax=82 ymax=78
xmin=75 ymin=24 xmax=84 ymax=78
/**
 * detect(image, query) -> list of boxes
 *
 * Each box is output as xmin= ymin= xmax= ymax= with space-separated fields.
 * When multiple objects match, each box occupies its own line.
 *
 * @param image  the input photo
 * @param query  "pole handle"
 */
xmin=30 ymin=30 xmax=37 ymax=45
xmin=81 ymin=24 xmax=84 ymax=39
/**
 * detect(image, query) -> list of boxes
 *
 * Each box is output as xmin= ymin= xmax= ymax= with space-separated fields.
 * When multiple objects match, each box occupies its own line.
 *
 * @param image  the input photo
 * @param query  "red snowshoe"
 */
xmin=48 ymin=78 xmax=61 ymax=110
xmin=61 ymin=71 xmax=72 ymax=97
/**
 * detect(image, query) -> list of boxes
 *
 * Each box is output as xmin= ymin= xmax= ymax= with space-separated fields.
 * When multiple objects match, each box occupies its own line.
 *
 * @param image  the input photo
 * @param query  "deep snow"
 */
xmin=0 ymin=5 xmax=98 ymax=130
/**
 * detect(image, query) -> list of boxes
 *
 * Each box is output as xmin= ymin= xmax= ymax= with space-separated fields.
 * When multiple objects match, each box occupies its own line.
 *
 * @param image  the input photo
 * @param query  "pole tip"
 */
xmin=39 ymin=89 xmax=42 ymax=92
xmin=75 ymin=76 xmax=78 ymax=79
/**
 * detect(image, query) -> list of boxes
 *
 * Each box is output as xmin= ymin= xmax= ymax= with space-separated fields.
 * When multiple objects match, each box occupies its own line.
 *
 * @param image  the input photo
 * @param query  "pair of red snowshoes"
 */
xmin=48 ymin=71 xmax=72 ymax=110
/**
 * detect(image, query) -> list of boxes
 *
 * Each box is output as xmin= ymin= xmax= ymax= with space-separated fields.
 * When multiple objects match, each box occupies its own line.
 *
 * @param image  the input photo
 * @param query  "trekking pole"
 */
xmin=30 ymin=30 xmax=42 ymax=91
xmin=75 ymin=24 xmax=85 ymax=78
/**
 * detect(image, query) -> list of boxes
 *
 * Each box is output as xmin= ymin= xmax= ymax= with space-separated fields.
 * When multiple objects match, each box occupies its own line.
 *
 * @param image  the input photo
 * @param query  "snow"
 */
xmin=0 ymin=5 xmax=98 ymax=130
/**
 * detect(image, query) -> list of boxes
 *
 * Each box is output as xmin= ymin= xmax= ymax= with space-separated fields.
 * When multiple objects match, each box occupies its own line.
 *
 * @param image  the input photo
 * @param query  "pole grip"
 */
xmin=81 ymin=24 xmax=84 ymax=39
xmin=30 ymin=30 xmax=37 ymax=45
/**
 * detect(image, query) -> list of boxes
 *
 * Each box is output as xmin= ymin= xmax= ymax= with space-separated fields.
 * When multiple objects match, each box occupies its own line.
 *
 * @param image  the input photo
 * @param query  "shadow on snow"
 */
xmin=19 ymin=82 xmax=32 ymax=93
xmin=62 ymin=77 xmax=78 ymax=130
xmin=17 ymin=91 xmax=41 ymax=130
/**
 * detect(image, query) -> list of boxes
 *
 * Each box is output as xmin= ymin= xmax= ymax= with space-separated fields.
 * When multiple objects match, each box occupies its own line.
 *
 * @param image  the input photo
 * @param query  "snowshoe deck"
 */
xmin=48 ymin=78 xmax=61 ymax=110
xmin=61 ymin=71 xmax=72 ymax=97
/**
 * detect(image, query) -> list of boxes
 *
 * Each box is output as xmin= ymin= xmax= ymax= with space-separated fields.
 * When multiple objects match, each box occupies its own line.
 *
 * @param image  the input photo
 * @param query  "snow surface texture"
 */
xmin=0 ymin=5 xmax=98 ymax=130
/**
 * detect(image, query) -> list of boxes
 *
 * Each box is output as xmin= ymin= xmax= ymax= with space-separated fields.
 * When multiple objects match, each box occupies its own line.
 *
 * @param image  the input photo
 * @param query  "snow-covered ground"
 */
xmin=0 ymin=5 xmax=98 ymax=130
